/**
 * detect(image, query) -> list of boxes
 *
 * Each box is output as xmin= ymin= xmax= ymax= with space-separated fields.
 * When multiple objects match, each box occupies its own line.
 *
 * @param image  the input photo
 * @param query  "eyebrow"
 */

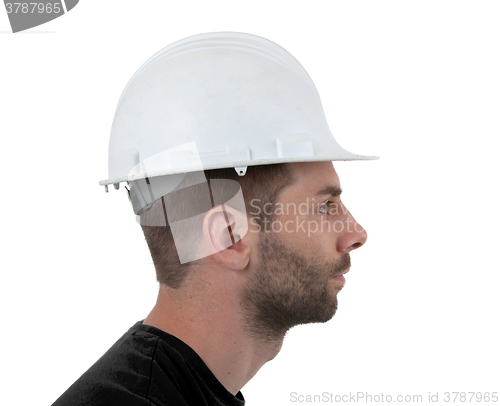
xmin=314 ymin=185 xmax=343 ymax=198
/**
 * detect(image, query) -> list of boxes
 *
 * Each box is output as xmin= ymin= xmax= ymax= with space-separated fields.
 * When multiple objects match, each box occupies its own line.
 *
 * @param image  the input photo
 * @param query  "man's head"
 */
xmin=140 ymin=161 xmax=366 ymax=340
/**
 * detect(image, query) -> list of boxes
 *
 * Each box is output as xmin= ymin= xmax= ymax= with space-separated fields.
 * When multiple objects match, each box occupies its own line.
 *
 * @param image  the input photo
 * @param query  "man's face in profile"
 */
xmin=241 ymin=161 xmax=367 ymax=339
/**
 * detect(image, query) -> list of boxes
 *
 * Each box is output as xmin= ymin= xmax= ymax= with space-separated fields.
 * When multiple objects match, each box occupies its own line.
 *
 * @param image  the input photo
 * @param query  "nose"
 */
xmin=337 ymin=207 xmax=368 ymax=254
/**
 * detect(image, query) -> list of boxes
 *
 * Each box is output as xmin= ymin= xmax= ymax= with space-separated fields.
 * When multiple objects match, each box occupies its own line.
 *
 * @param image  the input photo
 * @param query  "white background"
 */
xmin=1 ymin=1 xmax=499 ymax=405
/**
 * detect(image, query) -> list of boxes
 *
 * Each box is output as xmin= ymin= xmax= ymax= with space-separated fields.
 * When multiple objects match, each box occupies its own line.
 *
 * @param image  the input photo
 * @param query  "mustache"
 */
xmin=331 ymin=254 xmax=351 ymax=276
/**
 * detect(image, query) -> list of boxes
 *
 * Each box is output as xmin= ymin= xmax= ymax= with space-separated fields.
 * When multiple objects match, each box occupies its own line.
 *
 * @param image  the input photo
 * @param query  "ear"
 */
xmin=202 ymin=204 xmax=250 ymax=270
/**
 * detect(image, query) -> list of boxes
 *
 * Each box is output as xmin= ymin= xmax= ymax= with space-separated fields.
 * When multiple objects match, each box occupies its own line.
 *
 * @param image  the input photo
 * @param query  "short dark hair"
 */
xmin=140 ymin=163 xmax=296 ymax=288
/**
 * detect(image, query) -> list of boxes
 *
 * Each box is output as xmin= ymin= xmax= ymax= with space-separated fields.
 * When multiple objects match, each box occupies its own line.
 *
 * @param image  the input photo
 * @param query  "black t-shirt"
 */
xmin=51 ymin=320 xmax=245 ymax=406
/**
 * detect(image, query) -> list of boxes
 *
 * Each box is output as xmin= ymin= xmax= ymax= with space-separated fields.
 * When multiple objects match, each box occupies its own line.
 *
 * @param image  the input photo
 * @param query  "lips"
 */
xmin=332 ymin=267 xmax=350 ymax=278
xmin=330 ymin=268 xmax=349 ymax=287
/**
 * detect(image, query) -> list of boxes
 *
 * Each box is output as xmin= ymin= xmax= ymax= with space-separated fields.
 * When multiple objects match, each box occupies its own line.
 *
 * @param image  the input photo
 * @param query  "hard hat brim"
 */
xmin=99 ymin=153 xmax=379 ymax=187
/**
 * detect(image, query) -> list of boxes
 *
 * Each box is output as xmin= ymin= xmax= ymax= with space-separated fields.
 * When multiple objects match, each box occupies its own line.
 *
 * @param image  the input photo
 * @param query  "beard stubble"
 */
xmin=241 ymin=230 xmax=351 ymax=342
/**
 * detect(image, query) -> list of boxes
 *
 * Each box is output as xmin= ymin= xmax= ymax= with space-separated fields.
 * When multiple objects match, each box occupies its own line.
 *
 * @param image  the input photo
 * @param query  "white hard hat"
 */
xmin=100 ymin=32 xmax=378 ymax=214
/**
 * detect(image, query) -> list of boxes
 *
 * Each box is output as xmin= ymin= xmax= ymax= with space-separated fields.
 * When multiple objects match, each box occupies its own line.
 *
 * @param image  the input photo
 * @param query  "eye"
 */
xmin=318 ymin=201 xmax=334 ymax=215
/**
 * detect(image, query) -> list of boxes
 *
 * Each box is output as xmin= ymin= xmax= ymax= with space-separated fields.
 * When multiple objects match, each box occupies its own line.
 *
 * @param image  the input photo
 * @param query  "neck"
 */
xmin=143 ymin=282 xmax=284 ymax=396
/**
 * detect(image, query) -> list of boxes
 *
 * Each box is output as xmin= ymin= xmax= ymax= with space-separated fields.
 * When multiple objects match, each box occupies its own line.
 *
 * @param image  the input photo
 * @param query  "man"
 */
xmin=142 ymin=161 xmax=366 ymax=391
xmin=52 ymin=32 xmax=375 ymax=406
